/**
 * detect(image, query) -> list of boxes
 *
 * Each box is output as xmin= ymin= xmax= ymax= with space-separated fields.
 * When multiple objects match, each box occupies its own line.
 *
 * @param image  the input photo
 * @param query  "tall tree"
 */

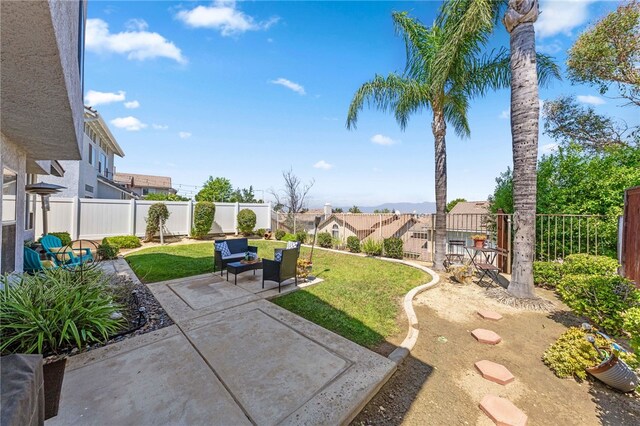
xmin=348 ymin=206 xmax=362 ymax=214
xmin=347 ymin=11 xmax=512 ymax=271
xmin=195 ymin=177 xmax=234 ymax=202
xmin=567 ymin=0 xmax=640 ymax=106
xmin=269 ymin=168 xmax=314 ymax=213
xmin=446 ymin=198 xmax=467 ymax=212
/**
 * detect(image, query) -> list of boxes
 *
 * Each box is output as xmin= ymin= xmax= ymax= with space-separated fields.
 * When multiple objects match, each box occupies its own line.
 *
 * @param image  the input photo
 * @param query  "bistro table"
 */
xmin=464 ymin=245 xmax=501 ymax=286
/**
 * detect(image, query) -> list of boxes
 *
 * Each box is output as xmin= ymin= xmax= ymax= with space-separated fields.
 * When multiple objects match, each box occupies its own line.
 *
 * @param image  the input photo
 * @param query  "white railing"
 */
xmin=34 ymin=197 xmax=272 ymax=240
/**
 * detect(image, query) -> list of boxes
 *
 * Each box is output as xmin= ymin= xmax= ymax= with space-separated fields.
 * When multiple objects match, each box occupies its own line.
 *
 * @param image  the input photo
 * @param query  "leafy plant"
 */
xmin=98 ymin=243 xmax=119 ymax=260
xmin=237 ymin=209 xmax=257 ymax=236
xmin=383 ymin=237 xmax=403 ymax=259
xmin=255 ymin=228 xmax=266 ymax=238
xmin=102 ymin=235 xmax=141 ymax=250
xmin=533 ymin=261 xmax=563 ymax=288
xmin=39 ymin=232 xmax=71 ymax=246
xmin=317 ymin=232 xmax=333 ymax=248
xmin=145 ymin=203 xmax=170 ymax=242
xmin=623 ymin=307 xmax=640 ymax=354
xmin=471 ymin=234 xmax=487 ymax=241
xmin=0 ymin=269 xmax=123 ymax=355
xmin=143 ymin=193 xmax=189 ymax=201
xmin=563 ymin=254 xmax=619 ymax=276
xmin=361 ymin=239 xmax=383 ymax=256
xmin=295 ymin=230 xmax=308 ymax=244
xmin=346 ymin=236 xmax=361 ymax=253
xmin=282 ymin=233 xmax=297 ymax=242
xmin=297 ymin=257 xmax=312 ymax=281
xmin=542 ymin=327 xmax=638 ymax=381
xmin=557 ymin=274 xmax=640 ymax=334
xmin=275 ymin=229 xmax=286 ymax=241
xmin=191 ymin=202 xmax=215 ymax=239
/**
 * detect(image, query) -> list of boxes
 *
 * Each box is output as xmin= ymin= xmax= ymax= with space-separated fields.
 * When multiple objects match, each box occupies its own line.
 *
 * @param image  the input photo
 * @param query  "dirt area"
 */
xmin=353 ymin=277 xmax=640 ymax=425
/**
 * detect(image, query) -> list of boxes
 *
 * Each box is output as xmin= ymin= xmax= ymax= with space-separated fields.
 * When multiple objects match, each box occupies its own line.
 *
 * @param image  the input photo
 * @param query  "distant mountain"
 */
xmin=337 ymin=202 xmax=436 ymax=214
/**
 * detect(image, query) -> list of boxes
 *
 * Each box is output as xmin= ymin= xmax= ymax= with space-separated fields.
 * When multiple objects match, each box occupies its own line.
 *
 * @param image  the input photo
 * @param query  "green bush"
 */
xmin=623 ymin=307 xmax=640 ymax=354
xmin=237 ymin=209 xmax=257 ymax=236
xmin=295 ymin=230 xmax=308 ymax=244
xmin=346 ymin=236 xmax=361 ymax=253
xmin=362 ymin=239 xmax=383 ymax=256
xmin=282 ymin=233 xmax=297 ymax=242
xmin=317 ymin=232 xmax=333 ymax=248
xmin=145 ymin=203 xmax=170 ymax=242
xmin=192 ymin=202 xmax=215 ymax=239
xmin=383 ymin=237 xmax=403 ymax=259
xmin=39 ymin=232 xmax=72 ymax=246
xmin=533 ymin=261 xmax=563 ymax=288
xmin=255 ymin=228 xmax=266 ymax=238
xmin=0 ymin=269 xmax=123 ymax=355
xmin=557 ymin=274 xmax=640 ymax=334
xmin=275 ymin=229 xmax=286 ymax=240
xmin=542 ymin=327 xmax=638 ymax=380
xmin=102 ymin=235 xmax=141 ymax=249
xmin=98 ymin=243 xmax=120 ymax=260
xmin=563 ymin=254 xmax=619 ymax=276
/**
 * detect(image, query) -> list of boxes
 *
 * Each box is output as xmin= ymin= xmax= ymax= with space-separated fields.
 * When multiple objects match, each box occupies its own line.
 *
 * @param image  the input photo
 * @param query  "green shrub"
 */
xmin=255 ymin=228 xmax=266 ymax=238
xmin=557 ymin=274 xmax=640 ymax=334
xmin=102 ymin=235 xmax=141 ymax=249
xmin=295 ymin=230 xmax=308 ymax=244
xmin=383 ymin=237 xmax=403 ymax=259
xmin=39 ymin=232 xmax=72 ymax=246
xmin=347 ymin=236 xmax=361 ymax=253
xmin=282 ymin=233 xmax=297 ymax=242
xmin=145 ymin=203 xmax=170 ymax=242
xmin=192 ymin=202 xmax=215 ymax=239
xmin=317 ymin=232 xmax=333 ymax=248
xmin=533 ymin=261 xmax=563 ymax=288
xmin=563 ymin=254 xmax=619 ymax=276
xmin=237 ymin=209 xmax=257 ymax=236
xmin=98 ymin=243 xmax=120 ymax=260
xmin=0 ymin=269 xmax=123 ymax=355
xmin=623 ymin=307 xmax=640 ymax=354
xmin=362 ymin=239 xmax=383 ymax=256
xmin=275 ymin=229 xmax=286 ymax=240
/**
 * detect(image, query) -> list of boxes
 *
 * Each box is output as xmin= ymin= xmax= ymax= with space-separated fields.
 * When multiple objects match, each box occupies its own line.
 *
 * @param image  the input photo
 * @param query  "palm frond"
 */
xmin=536 ymin=53 xmax=562 ymax=87
xmin=443 ymin=89 xmax=471 ymax=138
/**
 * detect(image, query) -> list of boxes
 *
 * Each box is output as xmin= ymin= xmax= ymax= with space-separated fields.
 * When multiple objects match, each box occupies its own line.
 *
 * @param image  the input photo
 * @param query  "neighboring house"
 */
xmin=1 ymin=0 xmax=86 ymax=273
xmin=40 ymin=106 xmax=134 ymax=200
xmin=114 ymin=173 xmax=177 ymax=197
xmin=317 ymin=213 xmax=417 ymax=242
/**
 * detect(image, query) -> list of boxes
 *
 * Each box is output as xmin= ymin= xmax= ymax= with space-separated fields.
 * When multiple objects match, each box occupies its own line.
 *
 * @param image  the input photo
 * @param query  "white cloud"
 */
xmin=541 ymin=143 xmax=559 ymax=154
xmin=537 ymin=40 xmax=563 ymax=54
xmin=125 ymin=18 xmax=149 ymax=31
xmin=86 ymin=18 xmax=186 ymax=64
xmin=536 ymin=0 xmax=597 ymax=38
xmin=371 ymin=134 xmax=398 ymax=146
xmin=270 ymin=78 xmax=306 ymax=95
xmin=111 ymin=116 xmax=147 ymax=131
xmin=152 ymin=124 xmax=169 ymax=130
xmin=179 ymin=131 xmax=192 ymax=139
xmin=313 ymin=160 xmax=333 ymax=170
xmin=176 ymin=0 xmax=279 ymax=36
xmin=499 ymin=109 xmax=509 ymax=119
xmin=577 ymin=95 xmax=606 ymax=105
xmin=124 ymin=100 xmax=140 ymax=109
xmin=85 ymin=90 xmax=125 ymax=106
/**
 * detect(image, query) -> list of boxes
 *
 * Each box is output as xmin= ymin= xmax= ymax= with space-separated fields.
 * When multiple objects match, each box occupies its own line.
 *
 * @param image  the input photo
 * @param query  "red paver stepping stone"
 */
xmin=475 ymin=360 xmax=515 ymax=385
xmin=471 ymin=329 xmax=502 ymax=345
xmin=477 ymin=310 xmax=503 ymax=321
xmin=479 ymin=394 xmax=527 ymax=426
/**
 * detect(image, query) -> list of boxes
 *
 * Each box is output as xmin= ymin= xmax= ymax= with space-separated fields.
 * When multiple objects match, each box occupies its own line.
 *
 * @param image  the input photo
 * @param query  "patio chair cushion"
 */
xmin=215 ymin=242 xmax=231 ymax=257
xmin=286 ymin=241 xmax=299 ymax=250
xmin=222 ymin=253 xmax=244 ymax=261
xmin=274 ymin=250 xmax=283 ymax=262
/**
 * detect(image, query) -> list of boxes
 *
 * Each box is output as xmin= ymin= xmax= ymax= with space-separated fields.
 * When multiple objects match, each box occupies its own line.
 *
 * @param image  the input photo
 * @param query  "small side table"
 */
xmin=226 ymin=260 xmax=263 ymax=285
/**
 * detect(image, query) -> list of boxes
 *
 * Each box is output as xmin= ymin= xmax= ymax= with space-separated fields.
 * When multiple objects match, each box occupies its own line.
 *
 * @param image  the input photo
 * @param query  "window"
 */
xmin=98 ymin=152 xmax=106 ymax=176
xmin=85 ymin=184 xmax=94 ymax=193
xmin=142 ymin=188 xmax=149 ymax=196
xmin=88 ymin=143 xmax=94 ymax=165
xmin=24 ymin=174 xmax=36 ymax=230
xmin=2 ymin=168 xmax=17 ymax=223
xmin=332 ymin=224 xmax=339 ymax=239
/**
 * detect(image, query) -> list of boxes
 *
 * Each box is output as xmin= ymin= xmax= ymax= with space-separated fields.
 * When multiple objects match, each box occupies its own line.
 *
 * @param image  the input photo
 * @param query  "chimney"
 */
xmin=324 ymin=203 xmax=332 ymax=219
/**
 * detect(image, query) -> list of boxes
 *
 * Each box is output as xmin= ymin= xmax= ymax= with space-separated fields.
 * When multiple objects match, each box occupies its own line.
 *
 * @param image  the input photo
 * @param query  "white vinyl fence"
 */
xmin=34 ymin=197 xmax=272 ymax=240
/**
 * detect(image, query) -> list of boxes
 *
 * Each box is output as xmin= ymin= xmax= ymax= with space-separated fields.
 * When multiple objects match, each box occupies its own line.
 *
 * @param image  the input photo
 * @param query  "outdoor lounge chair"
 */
xmin=262 ymin=247 xmax=298 ymax=293
xmin=40 ymin=235 xmax=93 ymax=267
xmin=213 ymin=238 xmax=258 ymax=275
xmin=23 ymin=246 xmax=57 ymax=274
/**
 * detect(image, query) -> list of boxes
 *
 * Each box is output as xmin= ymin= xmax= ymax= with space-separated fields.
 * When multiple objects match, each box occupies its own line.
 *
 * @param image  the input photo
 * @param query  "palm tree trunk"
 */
xmin=432 ymin=108 xmax=447 ymax=272
xmin=505 ymin=0 xmax=539 ymax=299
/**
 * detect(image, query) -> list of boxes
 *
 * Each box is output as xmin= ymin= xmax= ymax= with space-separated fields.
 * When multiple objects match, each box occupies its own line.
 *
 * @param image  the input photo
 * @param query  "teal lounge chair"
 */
xmin=40 ymin=234 xmax=93 ymax=267
xmin=23 ymin=246 xmax=57 ymax=274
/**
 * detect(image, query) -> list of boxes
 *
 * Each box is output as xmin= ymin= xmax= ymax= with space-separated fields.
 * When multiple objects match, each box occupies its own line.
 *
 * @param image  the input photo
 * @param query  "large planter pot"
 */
xmin=586 ymin=355 xmax=639 ymax=392
xmin=43 ymin=357 xmax=66 ymax=419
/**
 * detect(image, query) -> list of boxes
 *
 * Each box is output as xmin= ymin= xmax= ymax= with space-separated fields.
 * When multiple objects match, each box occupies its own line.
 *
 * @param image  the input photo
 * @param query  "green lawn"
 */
xmin=125 ymin=240 xmax=431 ymax=348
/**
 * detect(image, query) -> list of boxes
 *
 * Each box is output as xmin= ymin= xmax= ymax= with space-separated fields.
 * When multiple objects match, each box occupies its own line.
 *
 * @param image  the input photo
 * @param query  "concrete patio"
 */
xmin=47 ymin=260 xmax=396 ymax=425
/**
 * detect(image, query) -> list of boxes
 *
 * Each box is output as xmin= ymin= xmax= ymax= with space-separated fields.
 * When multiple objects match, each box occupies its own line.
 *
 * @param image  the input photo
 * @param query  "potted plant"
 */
xmin=297 ymin=257 xmax=313 ymax=282
xmin=0 ymin=269 xmax=123 ymax=419
xmin=471 ymin=234 xmax=487 ymax=248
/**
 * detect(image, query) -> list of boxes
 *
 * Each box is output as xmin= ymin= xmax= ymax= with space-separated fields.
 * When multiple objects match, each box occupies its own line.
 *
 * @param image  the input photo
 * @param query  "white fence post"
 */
xmin=186 ymin=199 xmax=193 ymax=235
xmin=234 ymin=202 xmax=239 ymax=235
xmin=129 ymin=198 xmax=136 ymax=236
xmin=267 ymin=202 xmax=272 ymax=230
xmin=71 ymin=196 xmax=80 ymax=240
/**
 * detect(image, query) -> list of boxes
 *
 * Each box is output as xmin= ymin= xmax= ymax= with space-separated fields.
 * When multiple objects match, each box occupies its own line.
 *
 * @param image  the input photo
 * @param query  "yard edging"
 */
xmin=300 ymin=244 xmax=440 ymax=364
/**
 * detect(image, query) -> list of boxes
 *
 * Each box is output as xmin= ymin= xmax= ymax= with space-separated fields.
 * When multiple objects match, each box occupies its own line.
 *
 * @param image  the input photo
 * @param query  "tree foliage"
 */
xmin=348 ymin=206 xmax=362 ymax=213
xmin=269 ymin=168 xmax=314 ymax=213
xmin=446 ymin=198 xmax=467 ymax=212
xmin=332 ymin=207 xmax=344 ymax=213
xmin=196 ymin=177 xmax=234 ymax=202
xmin=191 ymin=202 xmax=215 ymax=239
xmin=143 ymin=193 xmax=189 ymax=201
xmin=373 ymin=208 xmax=392 ymax=213
xmin=567 ymin=0 xmax=640 ymax=106
xmin=145 ymin=203 xmax=170 ymax=242
xmin=237 ymin=209 xmax=257 ymax=236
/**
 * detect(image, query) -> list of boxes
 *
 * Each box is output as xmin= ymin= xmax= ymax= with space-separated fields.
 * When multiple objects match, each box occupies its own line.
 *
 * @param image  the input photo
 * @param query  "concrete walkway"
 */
xmin=48 ymin=259 xmax=396 ymax=426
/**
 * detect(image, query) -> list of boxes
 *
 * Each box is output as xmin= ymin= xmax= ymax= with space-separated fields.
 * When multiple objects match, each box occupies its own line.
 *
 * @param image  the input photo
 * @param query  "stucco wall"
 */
xmin=1 ymin=133 xmax=28 ymax=272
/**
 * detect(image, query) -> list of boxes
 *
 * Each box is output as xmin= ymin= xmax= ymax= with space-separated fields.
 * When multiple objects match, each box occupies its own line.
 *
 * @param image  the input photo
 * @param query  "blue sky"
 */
xmin=84 ymin=0 xmax=637 ymax=207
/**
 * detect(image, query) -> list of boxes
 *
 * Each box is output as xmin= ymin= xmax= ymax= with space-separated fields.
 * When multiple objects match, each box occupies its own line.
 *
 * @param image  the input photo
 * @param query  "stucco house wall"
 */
xmin=1 ymin=134 xmax=28 ymax=273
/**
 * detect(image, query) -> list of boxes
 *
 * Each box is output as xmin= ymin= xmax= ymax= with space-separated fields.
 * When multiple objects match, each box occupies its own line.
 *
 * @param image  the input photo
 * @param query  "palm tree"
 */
xmin=436 ymin=0 xmax=559 ymax=298
xmin=347 ymin=11 xmax=511 ymax=271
